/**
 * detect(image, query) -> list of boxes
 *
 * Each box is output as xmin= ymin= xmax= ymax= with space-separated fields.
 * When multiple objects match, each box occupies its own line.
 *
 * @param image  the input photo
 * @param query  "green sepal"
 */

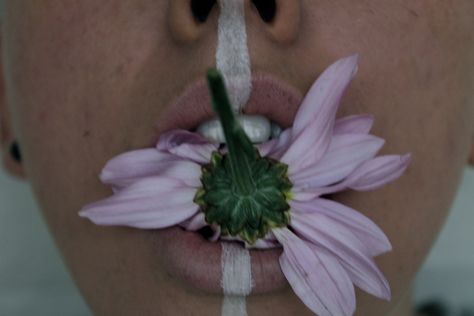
xmin=206 ymin=69 xmax=257 ymax=195
xmin=194 ymin=70 xmax=293 ymax=245
xmin=196 ymin=151 xmax=292 ymax=244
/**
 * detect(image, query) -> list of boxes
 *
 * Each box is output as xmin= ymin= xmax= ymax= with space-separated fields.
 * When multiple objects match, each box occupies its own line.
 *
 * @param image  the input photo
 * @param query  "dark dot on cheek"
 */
xmin=82 ymin=130 xmax=91 ymax=138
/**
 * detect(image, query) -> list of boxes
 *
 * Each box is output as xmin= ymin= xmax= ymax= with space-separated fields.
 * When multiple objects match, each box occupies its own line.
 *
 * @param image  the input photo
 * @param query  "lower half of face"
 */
xmin=2 ymin=1 xmax=474 ymax=315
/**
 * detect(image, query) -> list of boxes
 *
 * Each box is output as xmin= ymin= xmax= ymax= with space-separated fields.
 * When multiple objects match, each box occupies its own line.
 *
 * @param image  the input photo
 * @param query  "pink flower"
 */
xmin=79 ymin=55 xmax=411 ymax=316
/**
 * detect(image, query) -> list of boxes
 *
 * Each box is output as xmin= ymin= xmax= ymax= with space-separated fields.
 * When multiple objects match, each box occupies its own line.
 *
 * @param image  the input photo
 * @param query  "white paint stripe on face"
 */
xmin=222 ymin=296 xmax=248 ymax=316
xmin=216 ymin=0 xmax=252 ymax=112
xmin=217 ymin=1 xmax=253 ymax=315
xmin=221 ymin=242 xmax=253 ymax=316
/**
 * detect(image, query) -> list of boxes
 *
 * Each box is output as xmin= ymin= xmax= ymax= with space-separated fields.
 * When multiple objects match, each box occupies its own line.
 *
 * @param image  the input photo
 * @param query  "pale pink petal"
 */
xmin=257 ymin=128 xmax=292 ymax=159
xmin=179 ymin=212 xmax=207 ymax=231
xmin=334 ymin=114 xmax=374 ymax=135
xmin=305 ymin=153 xmax=412 ymax=196
xmin=291 ymin=212 xmax=391 ymax=300
xmin=157 ymin=129 xmax=210 ymax=148
xmin=157 ymin=129 xmax=217 ymax=164
xmin=291 ymin=189 xmax=319 ymax=202
xmin=172 ymin=143 xmax=218 ymax=164
xmin=291 ymin=55 xmax=359 ymax=135
xmin=246 ymin=238 xmax=280 ymax=249
xmin=274 ymin=228 xmax=355 ymax=316
xmin=290 ymin=198 xmax=391 ymax=256
xmin=281 ymin=55 xmax=359 ymax=171
xmin=79 ymin=177 xmax=198 ymax=229
xmin=310 ymin=244 xmax=356 ymax=314
xmin=153 ymin=160 xmax=203 ymax=187
xmin=220 ymin=234 xmax=280 ymax=249
xmin=210 ymin=226 xmax=221 ymax=242
xmin=245 ymin=231 xmax=280 ymax=249
xmin=100 ymin=149 xmax=177 ymax=187
xmin=290 ymin=134 xmax=385 ymax=188
xmin=347 ymin=154 xmax=412 ymax=191
xmin=180 ymin=213 xmax=221 ymax=240
xmin=104 ymin=158 xmax=202 ymax=190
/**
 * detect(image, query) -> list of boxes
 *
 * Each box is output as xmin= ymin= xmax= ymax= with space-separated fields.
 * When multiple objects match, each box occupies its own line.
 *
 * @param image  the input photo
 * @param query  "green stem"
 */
xmin=206 ymin=69 xmax=257 ymax=195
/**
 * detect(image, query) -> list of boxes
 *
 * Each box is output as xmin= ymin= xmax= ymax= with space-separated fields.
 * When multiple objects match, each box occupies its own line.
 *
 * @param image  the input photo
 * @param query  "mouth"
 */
xmin=147 ymin=72 xmax=303 ymax=295
xmin=152 ymin=72 xmax=303 ymax=143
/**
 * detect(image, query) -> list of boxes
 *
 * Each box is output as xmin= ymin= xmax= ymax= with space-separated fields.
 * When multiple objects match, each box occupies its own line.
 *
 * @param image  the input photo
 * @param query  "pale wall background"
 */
xmin=0 ymin=166 xmax=473 ymax=315
xmin=413 ymin=167 xmax=474 ymax=313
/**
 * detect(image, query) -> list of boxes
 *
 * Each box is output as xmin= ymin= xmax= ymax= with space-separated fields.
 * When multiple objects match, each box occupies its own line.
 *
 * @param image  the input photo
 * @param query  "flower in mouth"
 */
xmin=79 ymin=54 xmax=411 ymax=316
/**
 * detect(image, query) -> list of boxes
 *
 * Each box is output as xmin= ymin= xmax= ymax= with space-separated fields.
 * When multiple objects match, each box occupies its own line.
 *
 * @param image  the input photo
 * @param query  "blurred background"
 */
xmin=0 ymin=166 xmax=473 ymax=315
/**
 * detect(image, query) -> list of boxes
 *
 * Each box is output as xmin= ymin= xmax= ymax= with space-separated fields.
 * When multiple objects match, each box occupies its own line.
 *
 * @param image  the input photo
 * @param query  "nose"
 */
xmin=168 ymin=0 xmax=301 ymax=44
xmin=247 ymin=0 xmax=301 ymax=44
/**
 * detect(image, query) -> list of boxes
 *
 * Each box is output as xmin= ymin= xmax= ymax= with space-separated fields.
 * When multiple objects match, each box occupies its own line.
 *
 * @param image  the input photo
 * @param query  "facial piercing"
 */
xmin=9 ymin=141 xmax=22 ymax=163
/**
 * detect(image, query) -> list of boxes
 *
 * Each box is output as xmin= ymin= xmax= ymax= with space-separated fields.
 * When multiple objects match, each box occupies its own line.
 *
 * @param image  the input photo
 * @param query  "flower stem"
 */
xmin=206 ymin=69 xmax=257 ymax=195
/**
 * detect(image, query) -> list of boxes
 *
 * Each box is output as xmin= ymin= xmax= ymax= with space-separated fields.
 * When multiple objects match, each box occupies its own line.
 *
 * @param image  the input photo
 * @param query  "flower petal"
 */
xmin=157 ymin=129 xmax=211 ymax=148
xmin=79 ymin=177 xmax=198 ymax=229
xmin=305 ymin=153 xmax=412 ymax=196
xmin=157 ymin=129 xmax=217 ymax=164
xmin=153 ymin=160 xmax=203 ymax=187
xmin=274 ymin=228 xmax=355 ymax=316
xmin=347 ymin=154 xmax=412 ymax=191
xmin=290 ymin=198 xmax=391 ymax=256
xmin=245 ymin=238 xmax=280 ymax=249
xmin=291 ymin=189 xmax=320 ymax=202
xmin=291 ymin=55 xmax=359 ymax=136
xmin=334 ymin=114 xmax=374 ymax=135
xmin=290 ymin=134 xmax=385 ymax=188
xmin=102 ymin=153 xmax=202 ymax=190
xmin=281 ymin=55 xmax=359 ymax=171
xmin=291 ymin=211 xmax=391 ymax=300
xmin=245 ymin=231 xmax=280 ymax=249
xmin=257 ymin=128 xmax=292 ymax=159
xmin=179 ymin=211 xmax=207 ymax=231
xmin=100 ymin=149 xmax=177 ymax=187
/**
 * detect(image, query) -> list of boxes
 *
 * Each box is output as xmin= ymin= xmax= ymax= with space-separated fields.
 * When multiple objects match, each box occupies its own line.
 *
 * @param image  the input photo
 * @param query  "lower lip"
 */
xmin=149 ymin=226 xmax=287 ymax=294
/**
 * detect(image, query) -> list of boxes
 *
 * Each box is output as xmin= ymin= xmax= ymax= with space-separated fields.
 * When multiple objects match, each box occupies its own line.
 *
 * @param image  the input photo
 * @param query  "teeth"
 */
xmin=197 ymin=114 xmax=276 ymax=144
xmin=271 ymin=122 xmax=282 ymax=139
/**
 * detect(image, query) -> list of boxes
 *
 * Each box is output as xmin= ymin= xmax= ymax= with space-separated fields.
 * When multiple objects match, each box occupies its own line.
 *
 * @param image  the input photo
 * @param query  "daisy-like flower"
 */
xmin=79 ymin=55 xmax=411 ymax=316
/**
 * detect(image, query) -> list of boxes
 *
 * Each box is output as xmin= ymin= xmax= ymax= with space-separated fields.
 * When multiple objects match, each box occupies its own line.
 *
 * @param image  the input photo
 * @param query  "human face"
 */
xmin=1 ymin=1 xmax=474 ymax=315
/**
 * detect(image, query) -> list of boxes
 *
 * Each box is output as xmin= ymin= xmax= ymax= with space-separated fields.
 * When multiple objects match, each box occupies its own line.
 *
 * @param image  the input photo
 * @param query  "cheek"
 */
xmin=267 ymin=2 xmax=474 ymax=314
xmin=2 ymin=2 xmax=166 ymax=264
xmin=342 ymin=32 xmax=473 ymax=316
xmin=3 ymin=0 xmax=211 ymax=226
xmin=2 ymin=4 xmax=221 ymax=308
xmin=335 ymin=65 xmax=472 ymax=315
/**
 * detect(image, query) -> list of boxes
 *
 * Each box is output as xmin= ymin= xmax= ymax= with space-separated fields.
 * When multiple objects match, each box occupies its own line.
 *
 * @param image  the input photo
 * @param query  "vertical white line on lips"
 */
xmin=217 ymin=1 xmax=253 ymax=315
xmin=216 ymin=0 xmax=252 ymax=112
xmin=221 ymin=242 xmax=253 ymax=316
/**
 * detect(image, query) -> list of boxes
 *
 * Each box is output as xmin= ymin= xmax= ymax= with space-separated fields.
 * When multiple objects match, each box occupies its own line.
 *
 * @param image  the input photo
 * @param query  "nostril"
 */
xmin=251 ymin=0 xmax=277 ymax=23
xmin=191 ymin=0 xmax=217 ymax=23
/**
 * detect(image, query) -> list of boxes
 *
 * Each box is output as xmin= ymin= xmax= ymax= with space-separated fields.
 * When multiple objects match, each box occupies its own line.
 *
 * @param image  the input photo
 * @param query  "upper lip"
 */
xmin=152 ymin=72 xmax=304 ymax=145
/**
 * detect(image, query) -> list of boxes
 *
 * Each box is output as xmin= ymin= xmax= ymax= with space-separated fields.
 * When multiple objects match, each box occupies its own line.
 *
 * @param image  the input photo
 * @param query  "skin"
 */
xmin=1 ymin=0 xmax=474 ymax=315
